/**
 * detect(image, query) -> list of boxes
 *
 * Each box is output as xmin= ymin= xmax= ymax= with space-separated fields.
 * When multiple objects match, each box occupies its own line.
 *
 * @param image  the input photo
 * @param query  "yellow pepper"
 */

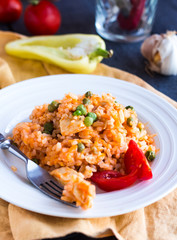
xmin=5 ymin=34 xmax=113 ymax=74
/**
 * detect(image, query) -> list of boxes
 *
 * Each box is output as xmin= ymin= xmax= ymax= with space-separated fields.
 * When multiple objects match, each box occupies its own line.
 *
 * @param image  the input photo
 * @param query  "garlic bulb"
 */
xmin=141 ymin=31 xmax=177 ymax=76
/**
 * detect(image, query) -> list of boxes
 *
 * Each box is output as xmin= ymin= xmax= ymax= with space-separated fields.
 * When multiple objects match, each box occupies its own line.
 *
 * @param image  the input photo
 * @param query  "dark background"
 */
xmin=0 ymin=0 xmax=176 ymax=240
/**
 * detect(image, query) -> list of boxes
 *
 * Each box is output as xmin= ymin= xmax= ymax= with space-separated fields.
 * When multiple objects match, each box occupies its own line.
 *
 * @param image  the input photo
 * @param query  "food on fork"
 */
xmin=12 ymin=91 xmax=156 ymax=210
xmin=51 ymin=167 xmax=95 ymax=209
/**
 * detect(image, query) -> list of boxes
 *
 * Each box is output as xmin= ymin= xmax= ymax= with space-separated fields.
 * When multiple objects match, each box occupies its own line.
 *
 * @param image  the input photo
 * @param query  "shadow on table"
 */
xmin=44 ymin=233 xmax=117 ymax=240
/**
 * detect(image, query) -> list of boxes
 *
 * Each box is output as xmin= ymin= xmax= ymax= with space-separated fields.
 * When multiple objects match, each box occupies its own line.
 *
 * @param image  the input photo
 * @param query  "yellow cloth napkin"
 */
xmin=0 ymin=31 xmax=177 ymax=240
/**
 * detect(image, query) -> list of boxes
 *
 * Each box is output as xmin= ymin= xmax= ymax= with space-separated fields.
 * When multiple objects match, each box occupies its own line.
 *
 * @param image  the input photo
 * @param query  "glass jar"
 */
xmin=95 ymin=0 xmax=158 ymax=42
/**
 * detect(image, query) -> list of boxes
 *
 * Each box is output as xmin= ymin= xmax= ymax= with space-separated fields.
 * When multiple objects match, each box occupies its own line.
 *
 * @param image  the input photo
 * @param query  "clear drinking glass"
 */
xmin=95 ymin=0 xmax=158 ymax=42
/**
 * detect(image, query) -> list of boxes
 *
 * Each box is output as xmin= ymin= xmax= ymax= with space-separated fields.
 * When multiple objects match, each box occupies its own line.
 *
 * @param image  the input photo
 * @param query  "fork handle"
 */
xmin=0 ymin=139 xmax=28 ymax=164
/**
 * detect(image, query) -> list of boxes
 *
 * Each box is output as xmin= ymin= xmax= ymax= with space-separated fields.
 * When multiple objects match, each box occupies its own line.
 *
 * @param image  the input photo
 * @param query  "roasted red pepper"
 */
xmin=118 ymin=0 xmax=146 ymax=31
xmin=91 ymin=140 xmax=153 ymax=191
xmin=124 ymin=140 xmax=153 ymax=180
xmin=91 ymin=170 xmax=138 ymax=192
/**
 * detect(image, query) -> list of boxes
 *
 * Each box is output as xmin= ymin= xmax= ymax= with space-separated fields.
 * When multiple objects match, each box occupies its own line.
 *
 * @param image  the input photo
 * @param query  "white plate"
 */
xmin=0 ymin=74 xmax=177 ymax=218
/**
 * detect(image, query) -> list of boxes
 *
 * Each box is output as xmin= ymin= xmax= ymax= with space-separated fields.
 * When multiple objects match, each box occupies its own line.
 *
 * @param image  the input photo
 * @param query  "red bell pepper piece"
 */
xmin=91 ymin=140 xmax=153 ymax=192
xmin=91 ymin=170 xmax=138 ymax=192
xmin=118 ymin=0 xmax=146 ymax=31
xmin=124 ymin=140 xmax=153 ymax=180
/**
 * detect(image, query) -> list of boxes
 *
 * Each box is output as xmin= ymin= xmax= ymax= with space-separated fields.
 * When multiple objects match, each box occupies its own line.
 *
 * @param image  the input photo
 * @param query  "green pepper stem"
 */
xmin=29 ymin=0 xmax=40 ymax=5
xmin=89 ymin=48 xmax=113 ymax=60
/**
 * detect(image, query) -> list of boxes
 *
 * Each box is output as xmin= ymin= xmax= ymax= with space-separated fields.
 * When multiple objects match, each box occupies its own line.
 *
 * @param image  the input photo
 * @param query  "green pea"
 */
xmin=145 ymin=150 xmax=156 ymax=161
xmin=76 ymin=104 xmax=87 ymax=115
xmin=77 ymin=142 xmax=85 ymax=152
xmin=48 ymin=101 xmax=60 ymax=112
xmin=83 ymin=98 xmax=91 ymax=105
xmin=115 ymin=101 xmax=118 ymax=103
xmin=32 ymin=158 xmax=39 ymax=164
xmin=43 ymin=122 xmax=54 ymax=134
xmin=85 ymin=91 xmax=93 ymax=98
xmin=125 ymin=105 xmax=134 ymax=111
xmin=127 ymin=117 xmax=134 ymax=127
xmin=73 ymin=110 xmax=82 ymax=116
xmin=87 ymin=112 xmax=97 ymax=122
xmin=84 ymin=116 xmax=94 ymax=127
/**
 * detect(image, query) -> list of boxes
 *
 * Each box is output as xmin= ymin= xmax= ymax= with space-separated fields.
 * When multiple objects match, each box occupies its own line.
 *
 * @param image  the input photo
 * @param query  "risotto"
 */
xmin=12 ymin=91 xmax=156 ymax=209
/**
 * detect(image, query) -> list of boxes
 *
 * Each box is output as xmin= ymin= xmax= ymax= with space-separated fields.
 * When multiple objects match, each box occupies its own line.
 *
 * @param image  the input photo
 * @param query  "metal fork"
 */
xmin=0 ymin=133 xmax=77 ymax=208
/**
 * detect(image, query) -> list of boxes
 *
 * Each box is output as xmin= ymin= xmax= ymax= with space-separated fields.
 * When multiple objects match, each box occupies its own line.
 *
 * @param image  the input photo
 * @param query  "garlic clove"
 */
xmin=157 ymin=34 xmax=177 ymax=75
xmin=141 ymin=34 xmax=163 ymax=62
xmin=141 ymin=31 xmax=177 ymax=76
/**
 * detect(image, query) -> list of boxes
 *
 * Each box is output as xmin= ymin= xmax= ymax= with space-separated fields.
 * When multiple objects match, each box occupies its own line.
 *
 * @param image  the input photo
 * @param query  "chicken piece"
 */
xmin=50 ymin=167 xmax=95 ymax=210
xmin=50 ymin=167 xmax=83 ymax=185
xmin=63 ymin=175 xmax=96 ymax=210
xmin=60 ymin=116 xmax=86 ymax=136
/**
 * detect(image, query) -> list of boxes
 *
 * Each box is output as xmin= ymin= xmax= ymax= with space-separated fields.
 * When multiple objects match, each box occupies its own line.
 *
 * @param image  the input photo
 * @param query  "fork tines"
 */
xmin=40 ymin=180 xmax=62 ymax=198
xmin=39 ymin=180 xmax=77 ymax=207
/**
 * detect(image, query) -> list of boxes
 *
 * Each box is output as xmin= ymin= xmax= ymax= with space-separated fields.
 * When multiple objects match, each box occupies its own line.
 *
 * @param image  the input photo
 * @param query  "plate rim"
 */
xmin=1 ymin=73 xmax=176 ymax=112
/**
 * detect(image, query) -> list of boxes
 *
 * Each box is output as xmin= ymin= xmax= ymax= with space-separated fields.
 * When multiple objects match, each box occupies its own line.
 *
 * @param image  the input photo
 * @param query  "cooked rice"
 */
xmin=12 ymin=92 xmax=156 ymax=209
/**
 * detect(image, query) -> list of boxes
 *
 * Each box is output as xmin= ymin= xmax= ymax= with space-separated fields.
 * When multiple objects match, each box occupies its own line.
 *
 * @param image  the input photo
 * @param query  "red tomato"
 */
xmin=0 ymin=0 xmax=22 ymax=23
xmin=124 ymin=140 xmax=153 ymax=180
xmin=24 ymin=0 xmax=61 ymax=35
xmin=91 ymin=170 xmax=138 ymax=192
